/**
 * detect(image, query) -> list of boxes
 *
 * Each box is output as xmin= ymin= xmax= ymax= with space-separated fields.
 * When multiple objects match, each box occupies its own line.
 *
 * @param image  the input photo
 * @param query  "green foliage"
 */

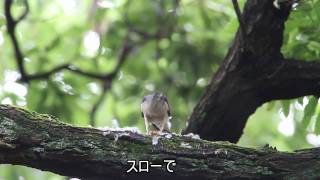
xmin=302 ymin=96 xmax=318 ymax=129
xmin=280 ymin=100 xmax=291 ymax=117
xmin=315 ymin=112 xmax=320 ymax=134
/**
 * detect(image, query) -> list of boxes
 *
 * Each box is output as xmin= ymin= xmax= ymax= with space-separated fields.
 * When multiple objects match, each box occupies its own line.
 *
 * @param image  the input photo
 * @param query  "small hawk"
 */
xmin=141 ymin=93 xmax=171 ymax=135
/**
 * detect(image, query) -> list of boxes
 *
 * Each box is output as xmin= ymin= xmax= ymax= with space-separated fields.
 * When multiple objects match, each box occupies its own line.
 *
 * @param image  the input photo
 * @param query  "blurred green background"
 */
xmin=0 ymin=0 xmax=320 ymax=179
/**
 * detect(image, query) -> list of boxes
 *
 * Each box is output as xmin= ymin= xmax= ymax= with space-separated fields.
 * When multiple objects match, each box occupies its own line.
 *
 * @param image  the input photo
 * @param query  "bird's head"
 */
xmin=142 ymin=92 xmax=167 ymax=107
xmin=151 ymin=92 xmax=165 ymax=102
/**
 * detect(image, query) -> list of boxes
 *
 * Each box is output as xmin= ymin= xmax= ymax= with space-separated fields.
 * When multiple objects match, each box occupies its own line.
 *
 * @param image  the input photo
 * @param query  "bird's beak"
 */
xmin=152 ymin=94 xmax=157 ymax=100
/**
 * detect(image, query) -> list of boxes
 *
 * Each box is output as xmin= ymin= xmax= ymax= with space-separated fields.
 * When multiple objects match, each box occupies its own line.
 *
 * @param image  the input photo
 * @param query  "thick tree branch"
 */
xmin=260 ymin=59 xmax=320 ymax=100
xmin=0 ymin=105 xmax=320 ymax=180
xmin=183 ymin=0 xmax=294 ymax=142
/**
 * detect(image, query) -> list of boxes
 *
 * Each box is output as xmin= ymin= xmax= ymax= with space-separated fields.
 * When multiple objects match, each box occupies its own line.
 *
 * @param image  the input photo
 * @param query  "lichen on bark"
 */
xmin=0 ymin=104 xmax=320 ymax=180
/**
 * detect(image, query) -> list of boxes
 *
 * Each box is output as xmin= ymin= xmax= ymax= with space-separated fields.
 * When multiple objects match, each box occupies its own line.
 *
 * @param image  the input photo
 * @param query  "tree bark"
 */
xmin=183 ymin=0 xmax=320 ymax=142
xmin=0 ymin=105 xmax=320 ymax=180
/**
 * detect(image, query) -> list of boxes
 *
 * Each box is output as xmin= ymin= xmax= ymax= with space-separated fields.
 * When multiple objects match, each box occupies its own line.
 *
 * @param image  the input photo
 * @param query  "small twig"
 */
xmin=232 ymin=0 xmax=246 ymax=37
xmin=89 ymin=34 xmax=133 ymax=126
xmin=128 ymin=27 xmax=160 ymax=39
xmin=89 ymin=86 xmax=108 ymax=127
xmin=5 ymin=0 xmax=105 ymax=83
xmin=124 ymin=1 xmax=165 ymax=41
xmin=27 ymin=64 xmax=107 ymax=81
xmin=44 ymin=37 xmax=61 ymax=52
xmin=5 ymin=0 xmax=29 ymax=82
xmin=16 ymin=0 xmax=30 ymax=24
xmin=112 ymin=34 xmax=133 ymax=73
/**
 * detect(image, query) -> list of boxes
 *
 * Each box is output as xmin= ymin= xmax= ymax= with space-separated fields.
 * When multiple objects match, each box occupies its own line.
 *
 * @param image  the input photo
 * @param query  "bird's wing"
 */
xmin=163 ymin=96 xmax=171 ymax=117
xmin=141 ymin=96 xmax=147 ymax=103
xmin=141 ymin=96 xmax=146 ymax=118
xmin=140 ymin=105 xmax=145 ymax=118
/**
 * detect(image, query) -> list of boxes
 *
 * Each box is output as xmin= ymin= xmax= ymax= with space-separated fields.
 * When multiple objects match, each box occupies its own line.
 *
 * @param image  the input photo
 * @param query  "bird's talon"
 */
xmin=149 ymin=131 xmax=160 ymax=136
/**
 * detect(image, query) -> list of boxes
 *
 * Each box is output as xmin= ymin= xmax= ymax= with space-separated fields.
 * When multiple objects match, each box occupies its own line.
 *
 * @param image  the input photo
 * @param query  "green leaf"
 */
xmin=307 ymin=41 xmax=320 ymax=56
xmin=315 ymin=112 xmax=320 ymax=135
xmin=302 ymin=96 xmax=318 ymax=128
xmin=267 ymin=101 xmax=276 ymax=111
xmin=281 ymin=100 xmax=291 ymax=117
xmin=297 ymin=97 xmax=304 ymax=105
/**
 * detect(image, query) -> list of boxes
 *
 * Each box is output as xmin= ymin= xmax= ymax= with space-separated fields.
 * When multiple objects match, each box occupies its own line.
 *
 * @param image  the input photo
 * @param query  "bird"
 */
xmin=140 ymin=93 xmax=172 ymax=135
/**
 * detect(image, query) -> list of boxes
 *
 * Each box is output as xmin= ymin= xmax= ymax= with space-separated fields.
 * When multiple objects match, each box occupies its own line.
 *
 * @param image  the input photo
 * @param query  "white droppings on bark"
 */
xmin=152 ymin=136 xmax=160 ymax=145
xmin=183 ymin=133 xmax=201 ymax=140
xmin=102 ymin=131 xmax=111 ymax=136
xmin=214 ymin=148 xmax=228 ymax=155
xmin=97 ymin=126 xmax=140 ymax=133
xmin=114 ymin=134 xmax=119 ymax=142
xmin=165 ymin=133 xmax=172 ymax=139
xmin=180 ymin=142 xmax=192 ymax=149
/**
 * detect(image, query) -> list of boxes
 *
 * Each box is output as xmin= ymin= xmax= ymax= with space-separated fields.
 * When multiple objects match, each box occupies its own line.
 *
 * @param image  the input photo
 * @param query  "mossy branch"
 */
xmin=0 ymin=105 xmax=319 ymax=180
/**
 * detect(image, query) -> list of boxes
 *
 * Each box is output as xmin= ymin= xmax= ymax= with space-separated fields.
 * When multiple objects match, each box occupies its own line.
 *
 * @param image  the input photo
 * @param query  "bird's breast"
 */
xmin=141 ymin=103 xmax=167 ymax=123
xmin=145 ymin=114 xmax=165 ymax=121
xmin=141 ymin=101 xmax=167 ymax=119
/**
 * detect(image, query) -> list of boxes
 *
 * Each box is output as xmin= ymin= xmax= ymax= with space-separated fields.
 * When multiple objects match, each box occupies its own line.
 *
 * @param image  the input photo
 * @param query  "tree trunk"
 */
xmin=0 ymin=105 xmax=320 ymax=180
xmin=183 ymin=0 xmax=320 ymax=142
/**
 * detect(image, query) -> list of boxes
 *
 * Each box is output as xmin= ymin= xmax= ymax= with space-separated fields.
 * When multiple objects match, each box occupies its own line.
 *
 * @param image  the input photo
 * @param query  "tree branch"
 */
xmin=4 ymin=0 xmax=132 ymax=85
xmin=4 ymin=0 xmax=109 ymax=83
xmin=231 ymin=0 xmax=246 ymax=38
xmin=260 ymin=59 xmax=320 ymax=101
xmin=88 ymin=34 xmax=133 ymax=126
xmin=16 ymin=0 xmax=29 ymax=24
xmin=27 ymin=64 xmax=107 ymax=80
xmin=4 ymin=0 xmax=29 ymax=82
xmin=4 ymin=0 xmax=134 ymax=126
xmin=89 ymin=86 xmax=108 ymax=127
xmin=0 ymin=104 xmax=320 ymax=180
xmin=183 ymin=0 xmax=293 ymax=142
